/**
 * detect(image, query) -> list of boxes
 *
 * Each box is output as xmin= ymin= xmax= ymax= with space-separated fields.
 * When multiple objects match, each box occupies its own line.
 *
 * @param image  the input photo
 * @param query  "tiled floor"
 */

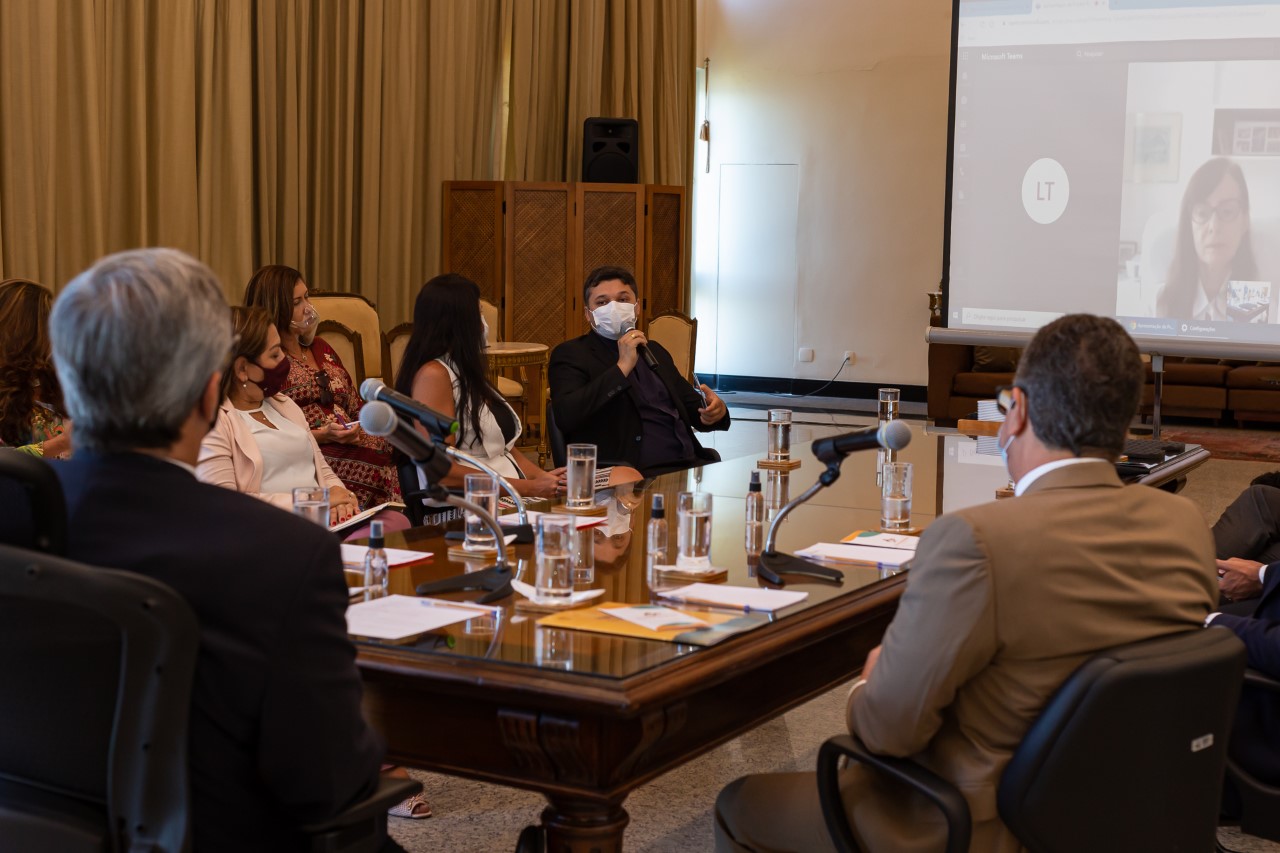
xmin=388 ymin=404 xmax=1280 ymax=852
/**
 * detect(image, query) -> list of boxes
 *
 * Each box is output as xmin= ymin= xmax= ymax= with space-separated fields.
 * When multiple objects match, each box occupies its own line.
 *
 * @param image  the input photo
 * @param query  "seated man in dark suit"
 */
xmin=1212 ymin=479 xmax=1280 ymax=610
xmin=715 ymin=314 xmax=1217 ymax=852
xmin=1209 ymin=561 xmax=1280 ymax=805
xmin=48 ymin=249 xmax=394 ymax=851
xmin=549 ymin=265 xmax=730 ymax=476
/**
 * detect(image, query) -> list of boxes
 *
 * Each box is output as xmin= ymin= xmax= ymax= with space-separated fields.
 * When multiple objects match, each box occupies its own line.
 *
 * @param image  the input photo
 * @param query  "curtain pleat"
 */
xmin=0 ymin=0 xmax=691 ymax=325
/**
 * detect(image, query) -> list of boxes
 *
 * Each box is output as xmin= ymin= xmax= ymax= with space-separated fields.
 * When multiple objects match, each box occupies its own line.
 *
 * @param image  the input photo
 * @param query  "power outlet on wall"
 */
xmin=798 ymin=348 xmax=815 ymax=363
xmin=842 ymin=351 xmax=856 ymax=365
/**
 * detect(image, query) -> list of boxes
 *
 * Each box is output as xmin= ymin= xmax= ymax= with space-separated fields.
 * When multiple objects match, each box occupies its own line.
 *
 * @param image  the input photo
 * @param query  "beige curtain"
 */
xmin=505 ymin=0 xmax=696 ymax=186
xmin=0 ymin=0 xmax=690 ymax=325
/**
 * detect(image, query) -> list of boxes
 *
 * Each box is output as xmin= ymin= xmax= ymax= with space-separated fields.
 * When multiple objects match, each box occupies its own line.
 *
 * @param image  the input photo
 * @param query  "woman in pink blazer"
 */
xmin=198 ymin=307 xmax=360 ymax=524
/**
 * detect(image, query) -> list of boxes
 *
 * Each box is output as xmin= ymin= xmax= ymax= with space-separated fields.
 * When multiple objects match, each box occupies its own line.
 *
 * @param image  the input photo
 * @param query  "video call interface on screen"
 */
xmin=947 ymin=0 xmax=1280 ymax=345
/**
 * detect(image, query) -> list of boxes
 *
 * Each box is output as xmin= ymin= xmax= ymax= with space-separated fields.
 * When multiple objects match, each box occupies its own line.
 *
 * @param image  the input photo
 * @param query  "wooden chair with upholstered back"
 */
xmin=383 ymin=322 xmax=414 ymax=386
xmin=309 ymin=291 xmax=383 ymax=383
xmin=316 ymin=320 xmax=367 ymax=388
xmin=646 ymin=310 xmax=698 ymax=382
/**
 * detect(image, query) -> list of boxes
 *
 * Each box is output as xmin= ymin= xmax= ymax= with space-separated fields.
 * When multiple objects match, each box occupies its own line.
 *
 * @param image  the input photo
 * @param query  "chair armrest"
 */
xmin=301 ymin=776 xmax=422 ymax=852
xmin=1244 ymin=668 xmax=1280 ymax=692
xmin=818 ymin=735 xmax=971 ymax=853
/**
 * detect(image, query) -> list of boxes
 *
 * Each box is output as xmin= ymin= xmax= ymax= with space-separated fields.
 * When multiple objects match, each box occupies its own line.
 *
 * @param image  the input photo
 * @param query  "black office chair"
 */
xmin=1219 ymin=668 xmax=1280 ymax=846
xmin=0 ymin=543 xmax=420 ymax=853
xmin=0 ymin=542 xmax=200 ymax=851
xmin=0 ymin=448 xmax=67 ymax=554
xmin=818 ymin=628 xmax=1247 ymax=853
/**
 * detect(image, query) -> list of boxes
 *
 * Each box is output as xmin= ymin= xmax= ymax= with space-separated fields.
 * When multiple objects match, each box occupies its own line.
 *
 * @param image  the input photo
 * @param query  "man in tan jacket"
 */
xmin=714 ymin=314 xmax=1218 ymax=852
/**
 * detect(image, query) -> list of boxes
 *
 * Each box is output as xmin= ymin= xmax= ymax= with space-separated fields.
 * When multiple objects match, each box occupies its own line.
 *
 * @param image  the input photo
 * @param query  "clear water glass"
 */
xmin=571 ymin=525 xmax=595 ymax=585
xmin=535 ymin=515 xmax=574 ymax=601
xmin=536 ymin=628 xmax=575 ymax=670
xmin=881 ymin=461 xmax=913 ymax=532
xmin=292 ymin=486 xmax=329 ymax=527
xmin=878 ymin=387 xmax=901 ymax=423
xmin=463 ymin=473 xmax=499 ymax=551
xmin=767 ymin=409 xmax=792 ymax=461
xmin=676 ymin=491 xmax=713 ymax=569
xmin=565 ymin=444 xmax=597 ymax=509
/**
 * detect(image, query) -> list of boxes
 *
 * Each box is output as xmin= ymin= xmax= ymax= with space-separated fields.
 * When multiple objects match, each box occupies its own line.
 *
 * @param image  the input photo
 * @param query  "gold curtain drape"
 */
xmin=0 ymin=0 xmax=692 ymax=326
xmin=505 ymin=0 xmax=695 ymax=186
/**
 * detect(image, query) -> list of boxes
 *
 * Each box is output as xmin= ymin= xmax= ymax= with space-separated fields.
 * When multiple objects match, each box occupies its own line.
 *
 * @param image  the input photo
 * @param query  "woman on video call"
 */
xmin=1156 ymin=157 xmax=1259 ymax=321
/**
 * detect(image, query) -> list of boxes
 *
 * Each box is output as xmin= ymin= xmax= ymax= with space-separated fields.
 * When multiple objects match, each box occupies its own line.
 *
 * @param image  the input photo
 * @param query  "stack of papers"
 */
xmin=795 ymin=541 xmax=915 ymax=568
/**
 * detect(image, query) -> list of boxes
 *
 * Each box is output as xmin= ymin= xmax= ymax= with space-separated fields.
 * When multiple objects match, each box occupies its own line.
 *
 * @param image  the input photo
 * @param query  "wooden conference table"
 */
xmin=354 ymin=421 xmax=1207 ymax=852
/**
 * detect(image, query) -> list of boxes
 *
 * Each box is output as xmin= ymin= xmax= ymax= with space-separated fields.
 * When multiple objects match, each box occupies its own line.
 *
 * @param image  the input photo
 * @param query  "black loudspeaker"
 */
xmin=582 ymin=117 xmax=639 ymax=183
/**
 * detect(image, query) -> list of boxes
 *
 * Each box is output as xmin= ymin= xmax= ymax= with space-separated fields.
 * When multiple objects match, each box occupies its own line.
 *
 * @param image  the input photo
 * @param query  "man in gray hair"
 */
xmin=50 ymin=249 xmax=393 ymax=850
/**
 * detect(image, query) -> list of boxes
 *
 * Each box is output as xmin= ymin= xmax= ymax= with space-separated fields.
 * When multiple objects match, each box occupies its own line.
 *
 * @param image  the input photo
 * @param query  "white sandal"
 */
xmin=387 ymin=792 xmax=432 ymax=819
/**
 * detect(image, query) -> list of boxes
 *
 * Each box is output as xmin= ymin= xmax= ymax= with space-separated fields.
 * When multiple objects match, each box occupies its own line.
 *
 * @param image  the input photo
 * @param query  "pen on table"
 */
xmin=418 ymin=598 xmax=502 ymax=615
xmin=656 ymin=595 xmax=754 ymax=613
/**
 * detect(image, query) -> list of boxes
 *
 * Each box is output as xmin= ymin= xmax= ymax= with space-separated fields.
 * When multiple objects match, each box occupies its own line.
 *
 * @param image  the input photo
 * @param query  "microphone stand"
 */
xmin=758 ymin=461 xmax=847 ymax=587
xmin=413 ymin=478 xmax=515 ymax=604
xmin=440 ymin=446 xmax=535 ymax=544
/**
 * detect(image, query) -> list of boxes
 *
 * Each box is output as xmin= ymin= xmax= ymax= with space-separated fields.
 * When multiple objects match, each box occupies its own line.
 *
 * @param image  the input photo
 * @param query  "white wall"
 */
xmin=693 ymin=0 xmax=953 ymax=386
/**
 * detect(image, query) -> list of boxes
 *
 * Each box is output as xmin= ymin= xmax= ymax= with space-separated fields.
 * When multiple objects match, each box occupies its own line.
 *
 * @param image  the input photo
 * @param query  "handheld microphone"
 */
xmin=360 ymin=378 xmax=459 ymax=438
xmin=359 ymin=401 xmax=452 ymax=482
xmin=811 ymin=419 xmax=912 ymax=464
xmin=623 ymin=321 xmax=660 ymax=369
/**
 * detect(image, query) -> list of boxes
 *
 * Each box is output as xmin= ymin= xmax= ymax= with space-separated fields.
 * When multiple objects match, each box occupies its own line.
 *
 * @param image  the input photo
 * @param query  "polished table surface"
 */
xmin=353 ymin=419 xmax=1207 ymax=850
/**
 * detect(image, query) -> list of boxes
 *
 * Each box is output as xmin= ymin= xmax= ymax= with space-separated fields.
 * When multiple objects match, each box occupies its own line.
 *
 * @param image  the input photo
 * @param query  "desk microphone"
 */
xmin=811 ymin=420 xmax=912 ymax=464
xmin=359 ymin=401 xmax=452 ymax=482
xmin=360 ymin=378 xmax=459 ymax=438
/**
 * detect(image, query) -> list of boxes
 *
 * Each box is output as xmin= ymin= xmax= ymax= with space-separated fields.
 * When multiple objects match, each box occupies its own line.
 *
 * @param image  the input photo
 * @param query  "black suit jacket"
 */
xmin=54 ymin=451 xmax=384 ymax=851
xmin=1216 ymin=566 xmax=1280 ymax=784
xmin=548 ymin=332 xmax=730 ymax=473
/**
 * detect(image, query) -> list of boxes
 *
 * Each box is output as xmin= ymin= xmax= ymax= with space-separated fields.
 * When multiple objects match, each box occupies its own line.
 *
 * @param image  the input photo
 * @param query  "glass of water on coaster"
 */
xmin=676 ymin=491 xmax=714 ymax=570
xmin=881 ymin=461 xmax=913 ymax=532
xmin=878 ymin=387 xmax=900 ymax=423
xmin=535 ymin=514 xmax=574 ymax=602
xmin=463 ymin=472 xmax=499 ymax=552
xmin=292 ymin=486 xmax=329 ymax=527
xmin=565 ymin=443 xmax=597 ymax=509
xmin=767 ymin=409 xmax=792 ymax=461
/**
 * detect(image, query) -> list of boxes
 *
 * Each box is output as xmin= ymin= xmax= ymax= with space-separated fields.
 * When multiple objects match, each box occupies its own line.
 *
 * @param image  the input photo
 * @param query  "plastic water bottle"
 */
xmin=745 ymin=471 xmax=764 ymax=559
xmin=647 ymin=494 xmax=668 ymax=583
xmin=362 ymin=520 xmax=389 ymax=600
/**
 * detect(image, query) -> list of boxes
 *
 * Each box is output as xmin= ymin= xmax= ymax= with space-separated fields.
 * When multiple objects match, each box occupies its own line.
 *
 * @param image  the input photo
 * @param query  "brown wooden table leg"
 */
xmin=541 ymin=797 xmax=629 ymax=853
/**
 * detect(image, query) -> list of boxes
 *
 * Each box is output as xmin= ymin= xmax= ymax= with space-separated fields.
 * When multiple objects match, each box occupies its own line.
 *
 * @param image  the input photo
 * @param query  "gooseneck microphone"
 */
xmin=811 ymin=419 xmax=912 ymax=464
xmin=359 ymin=401 xmax=452 ymax=483
xmin=359 ymin=378 xmax=459 ymax=438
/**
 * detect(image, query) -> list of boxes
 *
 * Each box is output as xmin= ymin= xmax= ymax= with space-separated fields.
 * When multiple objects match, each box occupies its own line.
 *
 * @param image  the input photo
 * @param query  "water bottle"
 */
xmin=647 ymin=494 xmax=668 ymax=583
xmin=745 ymin=471 xmax=764 ymax=559
xmin=362 ymin=520 xmax=389 ymax=600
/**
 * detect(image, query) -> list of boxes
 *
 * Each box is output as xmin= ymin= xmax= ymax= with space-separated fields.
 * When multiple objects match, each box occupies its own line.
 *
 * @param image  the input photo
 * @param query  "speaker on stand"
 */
xmin=582 ymin=117 xmax=639 ymax=183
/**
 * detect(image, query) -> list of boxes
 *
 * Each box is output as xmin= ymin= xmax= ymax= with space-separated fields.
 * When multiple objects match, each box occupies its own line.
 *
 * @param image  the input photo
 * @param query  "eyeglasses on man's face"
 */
xmin=995 ymin=385 xmax=1025 ymax=416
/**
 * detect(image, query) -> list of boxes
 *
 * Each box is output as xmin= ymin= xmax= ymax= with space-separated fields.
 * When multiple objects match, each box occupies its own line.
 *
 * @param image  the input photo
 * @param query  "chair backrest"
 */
xmin=310 ymin=292 xmax=383 ymax=379
xmin=383 ymin=322 xmax=415 ymax=386
xmin=0 ymin=449 xmax=67 ymax=555
xmin=479 ymin=298 xmax=500 ymax=345
xmin=316 ymin=320 xmax=367 ymax=388
xmin=646 ymin=311 xmax=697 ymax=381
xmin=998 ymin=628 xmax=1245 ymax=853
xmin=546 ymin=397 xmax=567 ymax=468
xmin=0 ymin=543 xmax=199 ymax=852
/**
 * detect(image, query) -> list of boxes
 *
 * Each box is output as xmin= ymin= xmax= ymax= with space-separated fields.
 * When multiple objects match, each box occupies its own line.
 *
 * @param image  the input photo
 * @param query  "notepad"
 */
xmin=796 ymin=542 xmax=915 ymax=568
xmin=658 ymin=583 xmax=808 ymax=612
xmin=840 ymin=530 xmax=920 ymax=550
xmin=329 ymin=501 xmax=407 ymax=534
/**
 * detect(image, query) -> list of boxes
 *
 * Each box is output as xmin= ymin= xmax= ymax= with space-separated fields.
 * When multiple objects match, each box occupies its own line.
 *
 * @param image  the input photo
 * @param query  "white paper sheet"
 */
xmin=796 ymin=542 xmax=914 ymax=567
xmin=340 ymin=544 xmax=433 ymax=569
xmin=511 ymin=579 xmax=605 ymax=605
xmin=657 ymin=583 xmax=808 ymax=612
xmin=600 ymin=605 xmax=709 ymax=631
xmin=518 ymin=510 xmax=607 ymax=530
xmin=839 ymin=531 xmax=919 ymax=550
xmin=345 ymin=594 xmax=483 ymax=640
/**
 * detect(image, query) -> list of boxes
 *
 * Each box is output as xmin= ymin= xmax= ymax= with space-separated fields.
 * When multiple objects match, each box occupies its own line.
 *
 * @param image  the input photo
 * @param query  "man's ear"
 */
xmin=1005 ymin=386 xmax=1030 ymax=438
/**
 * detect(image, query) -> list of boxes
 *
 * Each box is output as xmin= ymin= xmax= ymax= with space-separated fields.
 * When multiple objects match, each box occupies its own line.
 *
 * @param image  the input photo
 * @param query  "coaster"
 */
xmin=878 ymin=526 xmax=923 ymax=536
xmin=655 ymin=564 xmax=729 ymax=581
xmin=995 ymin=486 xmax=1016 ymax=500
xmin=552 ymin=502 xmax=609 ymax=516
xmin=757 ymin=457 xmax=802 ymax=471
xmin=447 ymin=544 xmax=512 ymax=560
xmin=515 ymin=596 xmax=598 ymax=614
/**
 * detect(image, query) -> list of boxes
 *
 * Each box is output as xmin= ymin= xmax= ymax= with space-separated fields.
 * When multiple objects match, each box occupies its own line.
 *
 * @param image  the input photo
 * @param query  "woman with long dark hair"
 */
xmin=0 ymin=279 xmax=71 ymax=458
xmin=1157 ymin=157 xmax=1259 ymax=320
xmin=395 ymin=274 xmax=566 ymax=497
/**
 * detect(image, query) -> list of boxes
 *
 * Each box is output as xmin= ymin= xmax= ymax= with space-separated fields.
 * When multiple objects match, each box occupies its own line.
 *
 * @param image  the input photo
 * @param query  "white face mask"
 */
xmin=590 ymin=301 xmax=637 ymax=340
xmin=999 ymin=431 xmax=1015 ymax=471
xmin=292 ymin=303 xmax=319 ymax=345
